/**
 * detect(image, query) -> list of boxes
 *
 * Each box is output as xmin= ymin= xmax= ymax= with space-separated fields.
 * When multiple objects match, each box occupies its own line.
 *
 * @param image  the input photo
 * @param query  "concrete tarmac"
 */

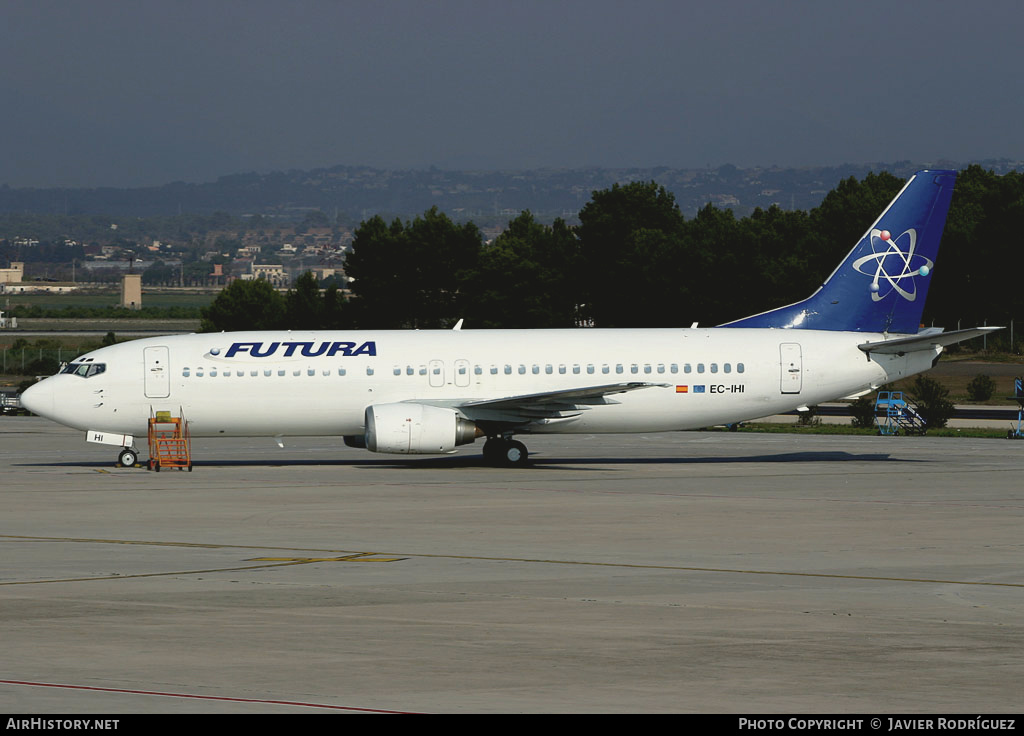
xmin=1 ymin=417 xmax=1022 ymax=713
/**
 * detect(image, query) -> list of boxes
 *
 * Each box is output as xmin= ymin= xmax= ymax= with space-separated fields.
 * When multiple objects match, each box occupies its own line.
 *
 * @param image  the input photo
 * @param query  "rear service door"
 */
xmin=779 ymin=343 xmax=802 ymax=394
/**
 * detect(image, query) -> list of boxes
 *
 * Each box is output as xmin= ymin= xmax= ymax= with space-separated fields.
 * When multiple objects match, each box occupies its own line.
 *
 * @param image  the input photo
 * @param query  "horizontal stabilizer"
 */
xmin=858 ymin=327 xmax=1002 ymax=355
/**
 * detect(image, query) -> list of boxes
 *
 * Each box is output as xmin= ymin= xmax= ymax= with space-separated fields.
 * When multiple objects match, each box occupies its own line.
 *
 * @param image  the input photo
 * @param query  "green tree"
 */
xmin=727 ymin=205 xmax=815 ymax=323
xmin=909 ymin=375 xmax=955 ymax=429
xmin=808 ymin=172 xmax=904 ymax=282
xmin=464 ymin=212 xmax=580 ymax=328
xmin=966 ymin=374 xmax=996 ymax=402
xmin=930 ymin=166 xmax=1024 ymax=334
xmin=345 ymin=207 xmax=482 ymax=328
xmin=284 ymin=271 xmax=325 ymax=329
xmin=849 ymin=395 xmax=877 ymax=429
xmin=576 ymin=181 xmax=686 ymax=327
xmin=322 ymin=282 xmax=352 ymax=329
xmin=200 ymin=279 xmax=285 ymax=332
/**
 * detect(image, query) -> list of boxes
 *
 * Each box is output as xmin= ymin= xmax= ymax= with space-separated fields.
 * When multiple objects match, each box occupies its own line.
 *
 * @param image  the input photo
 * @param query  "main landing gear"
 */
xmin=482 ymin=436 xmax=530 ymax=467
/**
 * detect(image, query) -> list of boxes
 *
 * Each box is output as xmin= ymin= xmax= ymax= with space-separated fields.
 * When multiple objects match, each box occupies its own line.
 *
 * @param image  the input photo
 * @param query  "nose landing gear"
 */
xmin=117 ymin=447 xmax=139 ymax=468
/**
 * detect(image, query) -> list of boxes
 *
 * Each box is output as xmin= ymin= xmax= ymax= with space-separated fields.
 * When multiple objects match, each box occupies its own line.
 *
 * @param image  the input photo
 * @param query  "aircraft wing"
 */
xmin=462 ymin=382 xmax=669 ymax=409
xmin=415 ymin=382 xmax=670 ymax=424
xmin=858 ymin=327 xmax=1002 ymax=355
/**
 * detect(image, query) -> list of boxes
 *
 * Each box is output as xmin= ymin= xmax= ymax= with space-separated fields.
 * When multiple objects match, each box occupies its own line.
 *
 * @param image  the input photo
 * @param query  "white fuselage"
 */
xmin=23 ymin=328 xmax=939 ymax=443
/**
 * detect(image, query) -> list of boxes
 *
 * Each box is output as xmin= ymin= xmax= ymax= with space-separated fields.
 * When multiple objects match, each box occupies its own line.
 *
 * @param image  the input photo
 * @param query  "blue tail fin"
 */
xmin=722 ymin=170 xmax=956 ymax=334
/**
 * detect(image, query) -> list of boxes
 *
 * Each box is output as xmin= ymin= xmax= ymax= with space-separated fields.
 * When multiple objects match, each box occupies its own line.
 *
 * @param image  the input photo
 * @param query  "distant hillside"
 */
xmin=2 ymin=159 xmax=1022 ymax=222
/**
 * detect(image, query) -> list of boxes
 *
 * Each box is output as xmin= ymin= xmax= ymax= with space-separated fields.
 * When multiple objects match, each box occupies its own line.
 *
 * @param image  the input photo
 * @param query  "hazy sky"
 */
xmin=2 ymin=0 xmax=1022 ymax=188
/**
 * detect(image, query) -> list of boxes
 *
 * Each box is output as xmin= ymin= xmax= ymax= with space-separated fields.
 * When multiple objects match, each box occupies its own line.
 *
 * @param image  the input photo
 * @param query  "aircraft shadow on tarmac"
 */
xmin=21 ymin=450 xmax=916 ymax=470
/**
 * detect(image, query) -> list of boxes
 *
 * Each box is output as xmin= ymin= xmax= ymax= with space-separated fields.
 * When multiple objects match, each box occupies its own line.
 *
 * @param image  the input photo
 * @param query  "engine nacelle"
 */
xmin=364 ymin=403 xmax=479 ymax=454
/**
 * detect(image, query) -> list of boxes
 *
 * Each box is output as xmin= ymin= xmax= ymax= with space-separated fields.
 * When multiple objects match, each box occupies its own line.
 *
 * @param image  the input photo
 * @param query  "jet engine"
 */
xmin=364 ymin=403 xmax=480 ymax=454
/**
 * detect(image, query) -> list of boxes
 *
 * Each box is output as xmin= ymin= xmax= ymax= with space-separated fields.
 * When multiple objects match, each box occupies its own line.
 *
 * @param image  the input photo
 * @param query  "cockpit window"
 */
xmin=62 ymin=363 xmax=106 ymax=378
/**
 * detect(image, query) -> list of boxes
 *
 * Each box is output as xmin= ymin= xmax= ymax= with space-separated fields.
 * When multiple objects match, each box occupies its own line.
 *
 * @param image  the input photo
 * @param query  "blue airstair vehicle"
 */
xmin=1009 ymin=377 xmax=1024 ymax=439
xmin=875 ymin=391 xmax=927 ymax=435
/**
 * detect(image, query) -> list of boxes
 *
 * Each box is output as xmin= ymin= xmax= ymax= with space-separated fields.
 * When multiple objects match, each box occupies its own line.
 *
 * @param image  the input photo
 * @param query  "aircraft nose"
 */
xmin=19 ymin=380 xmax=54 ymax=418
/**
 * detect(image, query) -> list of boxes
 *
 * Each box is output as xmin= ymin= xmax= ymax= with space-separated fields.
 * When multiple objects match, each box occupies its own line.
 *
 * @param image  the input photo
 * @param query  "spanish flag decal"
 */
xmin=676 ymin=385 xmax=688 ymax=393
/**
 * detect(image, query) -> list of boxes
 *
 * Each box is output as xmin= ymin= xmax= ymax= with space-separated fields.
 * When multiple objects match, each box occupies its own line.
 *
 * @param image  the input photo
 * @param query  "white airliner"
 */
xmin=20 ymin=170 xmax=997 ymax=467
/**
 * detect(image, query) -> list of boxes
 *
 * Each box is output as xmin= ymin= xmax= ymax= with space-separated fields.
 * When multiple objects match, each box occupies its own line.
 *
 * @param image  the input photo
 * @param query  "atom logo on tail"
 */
xmin=851 ymin=228 xmax=933 ymax=302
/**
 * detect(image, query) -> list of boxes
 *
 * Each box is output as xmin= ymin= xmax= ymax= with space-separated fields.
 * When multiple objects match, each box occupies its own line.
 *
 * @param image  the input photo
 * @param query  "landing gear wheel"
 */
xmin=483 ymin=437 xmax=529 ymax=467
xmin=117 ymin=448 xmax=138 ymax=468
xmin=483 ymin=438 xmax=506 ymax=465
xmin=503 ymin=440 xmax=529 ymax=467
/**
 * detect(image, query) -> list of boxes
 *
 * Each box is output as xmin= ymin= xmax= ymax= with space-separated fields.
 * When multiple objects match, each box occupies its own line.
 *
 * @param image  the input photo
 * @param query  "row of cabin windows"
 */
xmin=181 ymin=362 xmax=745 ymax=379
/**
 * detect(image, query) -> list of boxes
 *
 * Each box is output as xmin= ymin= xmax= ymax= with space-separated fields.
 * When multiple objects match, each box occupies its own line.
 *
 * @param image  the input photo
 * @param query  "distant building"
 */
xmin=311 ymin=268 xmax=337 ymax=281
xmin=1 ymin=282 xmax=78 ymax=294
xmin=0 ymin=262 xmax=24 ymax=284
xmin=241 ymin=263 xmax=289 ymax=287
xmin=121 ymin=274 xmax=142 ymax=310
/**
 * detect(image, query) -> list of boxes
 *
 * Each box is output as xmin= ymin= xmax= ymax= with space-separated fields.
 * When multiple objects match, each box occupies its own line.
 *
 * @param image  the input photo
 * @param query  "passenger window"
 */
xmin=657 ymin=364 xmax=665 ymax=374
xmin=697 ymin=363 xmax=705 ymax=374
xmin=518 ymin=365 xmax=526 ymax=375
xmin=573 ymin=365 xmax=581 ymax=374
xmin=182 ymin=368 xmax=190 ymax=377
xmin=670 ymin=364 xmax=678 ymax=374
xmin=724 ymin=363 xmax=731 ymax=374
xmin=587 ymin=365 xmax=595 ymax=374
xmin=337 ymin=368 xmax=346 ymax=376
xmin=367 ymin=367 xmax=375 ymax=376
xmin=711 ymin=363 xmax=718 ymax=374
xmin=684 ymin=364 xmax=692 ymax=374
xmin=737 ymin=363 xmax=745 ymax=373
